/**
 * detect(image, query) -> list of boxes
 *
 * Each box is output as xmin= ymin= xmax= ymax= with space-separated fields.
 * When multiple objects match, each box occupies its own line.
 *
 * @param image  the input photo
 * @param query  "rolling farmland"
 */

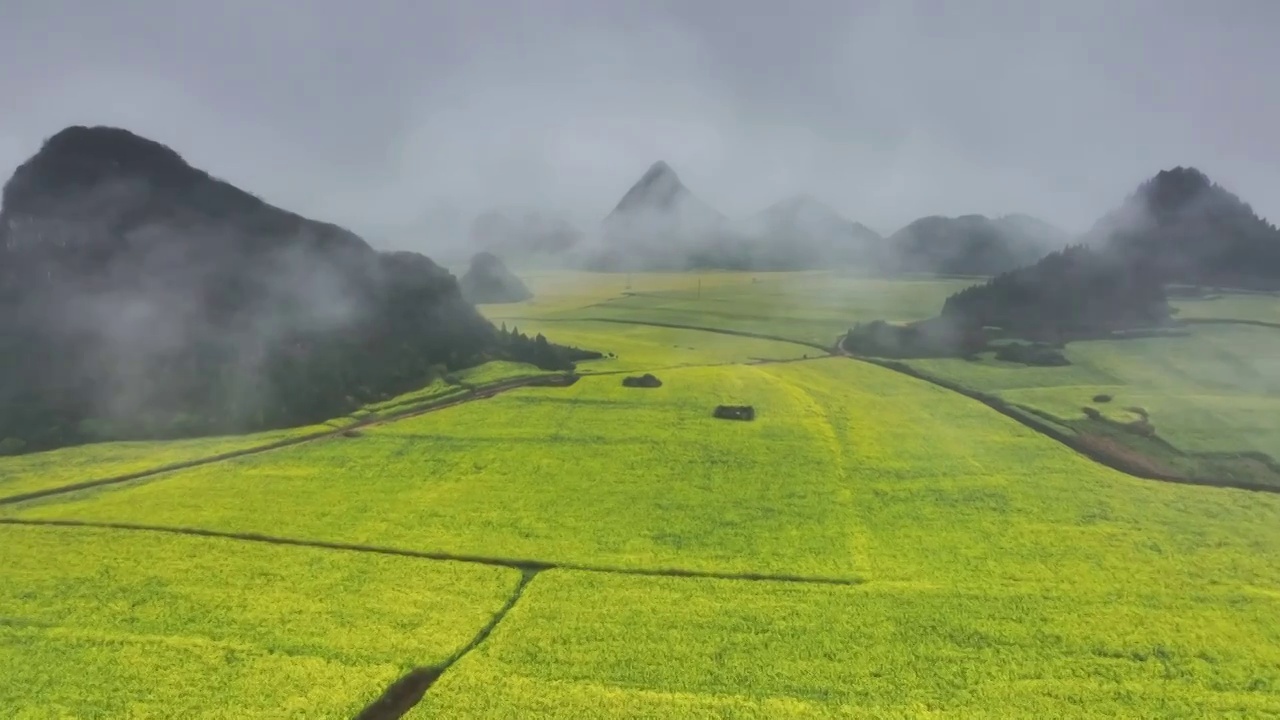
xmin=909 ymin=323 xmax=1280 ymax=465
xmin=4 ymin=272 xmax=1280 ymax=718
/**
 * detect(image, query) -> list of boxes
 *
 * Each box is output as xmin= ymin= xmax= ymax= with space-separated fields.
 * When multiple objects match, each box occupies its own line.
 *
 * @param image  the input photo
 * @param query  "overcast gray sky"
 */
xmin=2 ymin=0 xmax=1277 ymax=253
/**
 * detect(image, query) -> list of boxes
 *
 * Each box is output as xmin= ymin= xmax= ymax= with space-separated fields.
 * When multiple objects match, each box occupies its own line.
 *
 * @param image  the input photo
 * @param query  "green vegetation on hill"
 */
xmin=459 ymin=251 xmax=534 ymax=304
xmin=0 ymin=127 xmax=591 ymax=455
xmin=942 ymin=244 xmax=1172 ymax=340
xmin=1093 ymin=166 xmax=1280 ymax=289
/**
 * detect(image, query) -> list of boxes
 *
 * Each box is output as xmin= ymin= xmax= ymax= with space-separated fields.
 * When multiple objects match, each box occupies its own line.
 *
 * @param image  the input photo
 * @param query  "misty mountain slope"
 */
xmin=460 ymin=251 xmax=533 ymax=303
xmin=941 ymin=244 xmax=1172 ymax=339
xmin=594 ymin=161 xmax=726 ymax=270
xmin=733 ymin=194 xmax=885 ymax=269
xmin=0 ymin=125 xmax=498 ymax=451
xmin=887 ymin=213 xmax=1068 ymax=276
xmin=469 ymin=207 xmax=583 ymax=264
xmin=1087 ymin=166 xmax=1280 ymax=288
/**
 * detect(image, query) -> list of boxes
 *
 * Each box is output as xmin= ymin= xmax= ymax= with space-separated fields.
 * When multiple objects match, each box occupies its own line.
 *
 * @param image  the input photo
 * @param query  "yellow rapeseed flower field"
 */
xmin=0 ymin=524 xmax=520 ymax=718
xmin=0 ymin=360 xmax=548 ymax=502
xmin=416 ymin=570 xmax=1280 ymax=718
xmin=0 ymin=425 xmax=330 ymax=502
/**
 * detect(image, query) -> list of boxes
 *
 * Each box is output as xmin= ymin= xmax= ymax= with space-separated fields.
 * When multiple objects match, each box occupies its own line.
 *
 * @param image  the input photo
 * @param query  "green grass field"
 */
xmin=4 ymin=271 xmax=1280 ymax=717
xmin=491 ymin=271 xmax=974 ymax=346
xmin=0 ymin=523 xmax=520 ymax=719
xmin=909 ymin=324 xmax=1280 ymax=460
xmin=1172 ymin=293 xmax=1280 ymax=324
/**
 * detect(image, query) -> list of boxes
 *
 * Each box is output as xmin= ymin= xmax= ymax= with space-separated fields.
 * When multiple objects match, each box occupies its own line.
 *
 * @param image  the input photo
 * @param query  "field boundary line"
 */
xmin=0 ymin=518 xmax=865 ymax=586
xmin=496 ymin=315 xmax=834 ymax=352
xmin=0 ymin=374 xmax=577 ymax=507
xmin=1178 ymin=317 xmax=1280 ymax=330
xmin=354 ymin=570 xmax=539 ymax=720
xmin=836 ymin=350 xmax=1280 ymax=495
xmin=581 ymin=355 xmax=829 ymax=378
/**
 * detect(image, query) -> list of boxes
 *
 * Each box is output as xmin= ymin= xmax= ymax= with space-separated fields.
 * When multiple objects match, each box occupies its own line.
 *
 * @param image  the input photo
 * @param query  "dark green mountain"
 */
xmin=1088 ymin=167 xmax=1280 ymax=288
xmin=0 ymin=126 xmax=499 ymax=451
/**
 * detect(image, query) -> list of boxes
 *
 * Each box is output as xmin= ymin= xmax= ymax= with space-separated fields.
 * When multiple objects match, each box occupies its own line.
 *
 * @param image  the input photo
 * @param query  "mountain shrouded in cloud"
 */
xmin=1086 ymin=166 xmax=1280 ymax=288
xmin=459 ymin=251 xmax=533 ymax=303
xmin=886 ymin=213 xmax=1069 ymax=276
xmin=593 ymin=160 xmax=726 ymax=270
xmin=736 ymin=194 xmax=885 ymax=270
xmin=468 ymin=207 xmax=583 ymax=265
xmin=0 ymin=126 xmax=501 ymax=451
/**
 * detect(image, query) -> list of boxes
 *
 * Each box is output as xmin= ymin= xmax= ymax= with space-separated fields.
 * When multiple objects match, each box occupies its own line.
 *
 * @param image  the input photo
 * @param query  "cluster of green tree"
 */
xmin=992 ymin=342 xmax=1070 ymax=366
xmin=929 ymin=167 xmax=1280 ymax=345
xmin=496 ymin=323 xmax=602 ymax=371
xmin=940 ymin=244 xmax=1172 ymax=341
xmin=0 ymin=126 xmax=590 ymax=454
xmin=840 ymin=317 xmax=985 ymax=358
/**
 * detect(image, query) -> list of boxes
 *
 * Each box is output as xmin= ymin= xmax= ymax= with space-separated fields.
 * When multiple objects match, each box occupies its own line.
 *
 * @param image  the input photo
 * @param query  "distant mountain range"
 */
xmin=584 ymin=160 xmax=1066 ymax=274
xmin=731 ymin=195 xmax=885 ymax=270
xmin=888 ymin=213 xmax=1069 ymax=276
xmin=585 ymin=160 xmax=1280 ymax=283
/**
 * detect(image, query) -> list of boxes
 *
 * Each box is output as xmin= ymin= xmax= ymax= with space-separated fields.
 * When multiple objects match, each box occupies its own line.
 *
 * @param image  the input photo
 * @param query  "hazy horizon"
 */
xmin=3 ymin=0 xmax=1278 ymax=256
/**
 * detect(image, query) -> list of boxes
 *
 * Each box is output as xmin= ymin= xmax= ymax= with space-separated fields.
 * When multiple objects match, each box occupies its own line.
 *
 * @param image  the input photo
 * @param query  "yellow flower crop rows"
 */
xmin=0 ymin=425 xmax=329 ymax=502
xmin=416 ymin=570 xmax=1280 ymax=718
xmin=0 ymin=524 xmax=520 ymax=718
xmin=488 ymin=271 xmax=974 ymax=347
xmin=489 ymin=319 xmax=815 ymax=374
xmin=0 ymin=360 xmax=546 ymax=501
xmin=12 ymin=357 xmax=1280 ymax=591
